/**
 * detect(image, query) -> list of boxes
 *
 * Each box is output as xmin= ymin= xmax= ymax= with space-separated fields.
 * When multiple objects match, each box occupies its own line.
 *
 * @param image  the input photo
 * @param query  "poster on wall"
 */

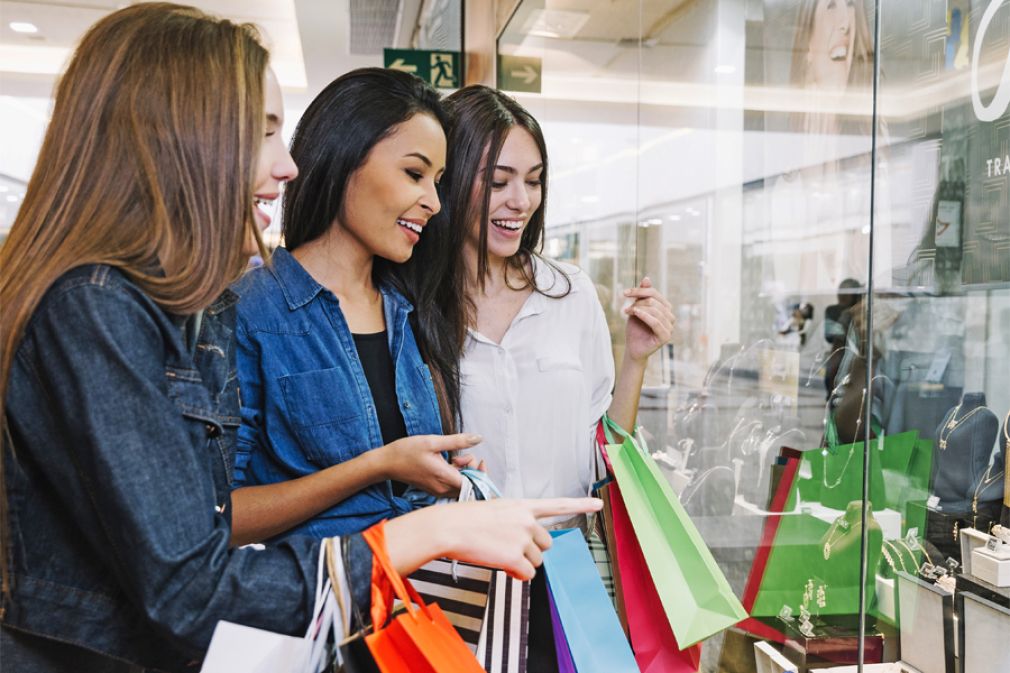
xmin=880 ymin=0 xmax=1010 ymax=288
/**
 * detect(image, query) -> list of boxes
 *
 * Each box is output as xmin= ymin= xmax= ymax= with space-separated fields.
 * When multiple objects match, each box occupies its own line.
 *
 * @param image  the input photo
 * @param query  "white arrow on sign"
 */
xmin=389 ymin=58 xmax=418 ymax=74
xmin=510 ymin=65 xmax=538 ymax=84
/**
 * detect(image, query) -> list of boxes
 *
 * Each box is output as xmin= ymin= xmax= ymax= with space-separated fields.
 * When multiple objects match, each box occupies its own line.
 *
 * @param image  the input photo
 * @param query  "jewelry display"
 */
xmin=778 ymin=604 xmax=795 ymax=622
xmin=993 ymin=525 xmax=1010 ymax=545
xmin=904 ymin=534 xmax=934 ymax=566
xmin=822 ymin=515 xmax=850 ymax=560
xmin=802 ymin=579 xmax=814 ymax=607
xmin=880 ymin=543 xmax=899 ymax=574
xmin=821 ymin=388 xmax=866 ymax=489
xmin=936 ymin=574 xmax=956 ymax=592
xmin=816 ymin=584 xmax=826 ymax=609
xmin=882 ymin=540 xmax=910 ymax=573
xmin=937 ymin=402 xmax=985 ymax=450
xmin=798 ymin=619 xmax=815 ymax=638
xmin=897 ymin=539 xmax=922 ymax=570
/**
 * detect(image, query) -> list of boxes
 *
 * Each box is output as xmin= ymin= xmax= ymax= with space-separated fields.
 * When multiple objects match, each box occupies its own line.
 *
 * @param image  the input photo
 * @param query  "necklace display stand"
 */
xmin=931 ymin=393 xmax=1000 ymax=511
xmin=1002 ymin=411 xmax=1010 ymax=527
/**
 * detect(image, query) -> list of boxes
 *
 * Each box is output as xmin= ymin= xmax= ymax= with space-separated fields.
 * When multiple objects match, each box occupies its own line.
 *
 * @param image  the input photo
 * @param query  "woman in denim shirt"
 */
xmin=231 ymin=69 xmax=482 ymax=542
xmin=0 ymin=7 xmax=598 ymax=670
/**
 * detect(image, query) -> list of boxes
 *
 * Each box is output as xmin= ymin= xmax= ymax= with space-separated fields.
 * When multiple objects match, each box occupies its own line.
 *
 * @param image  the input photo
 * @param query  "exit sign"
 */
xmin=384 ymin=48 xmax=460 ymax=89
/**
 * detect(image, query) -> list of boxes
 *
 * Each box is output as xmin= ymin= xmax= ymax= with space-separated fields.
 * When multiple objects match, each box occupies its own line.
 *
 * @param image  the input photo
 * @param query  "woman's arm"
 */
xmin=230 ymin=433 xmax=480 ymax=546
xmin=607 ymin=276 xmax=675 ymax=433
xmin=383 ymin=497 xmax=604 ymax=579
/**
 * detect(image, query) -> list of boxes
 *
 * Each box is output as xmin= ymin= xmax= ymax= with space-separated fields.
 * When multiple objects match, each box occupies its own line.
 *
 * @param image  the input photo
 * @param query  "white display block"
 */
xmin=971 ymin=547 xmax=1010 ymax=587
xmin=960 ymin=593 xmax=1010 ymax=673
xmin=875 ymin=574 xmax=895 ymax=622
xmin=958 ymin=527 xmax=990 ymax=578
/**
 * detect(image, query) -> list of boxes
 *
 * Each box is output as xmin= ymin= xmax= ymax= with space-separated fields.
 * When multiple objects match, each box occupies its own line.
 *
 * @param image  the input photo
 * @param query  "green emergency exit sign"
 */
xmin=384 ymin=48 xmax=460 ymax=89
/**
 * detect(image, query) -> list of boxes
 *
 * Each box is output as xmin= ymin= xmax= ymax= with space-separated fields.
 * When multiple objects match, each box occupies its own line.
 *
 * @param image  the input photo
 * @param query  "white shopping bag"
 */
xmin=202 ymin=541 xmax=347 ymax=673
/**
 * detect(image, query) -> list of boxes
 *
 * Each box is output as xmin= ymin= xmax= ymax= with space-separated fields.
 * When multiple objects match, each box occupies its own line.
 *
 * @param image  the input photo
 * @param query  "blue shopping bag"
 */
xmin=542 ymin=529 xmax=638 ymax=673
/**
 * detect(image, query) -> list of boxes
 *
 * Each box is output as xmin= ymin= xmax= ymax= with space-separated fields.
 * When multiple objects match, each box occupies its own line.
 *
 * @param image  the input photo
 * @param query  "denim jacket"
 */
xmin=233 ymin=248 xmax=442 ymax=538
xmin=1 ymin=265 xmax=371 ymax=672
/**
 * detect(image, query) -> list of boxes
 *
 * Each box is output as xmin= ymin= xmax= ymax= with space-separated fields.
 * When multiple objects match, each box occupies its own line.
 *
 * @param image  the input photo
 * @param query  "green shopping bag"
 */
xmin=602 ymin=417 xmax=747 ymax=648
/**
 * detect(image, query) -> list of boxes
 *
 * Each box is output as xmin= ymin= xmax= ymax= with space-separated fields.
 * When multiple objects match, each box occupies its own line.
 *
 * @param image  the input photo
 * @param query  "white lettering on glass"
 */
xmin=972 ymin=0 xmax=1010 ymax=122
xmin=987 ymin=155 xmax=1010 ymax=176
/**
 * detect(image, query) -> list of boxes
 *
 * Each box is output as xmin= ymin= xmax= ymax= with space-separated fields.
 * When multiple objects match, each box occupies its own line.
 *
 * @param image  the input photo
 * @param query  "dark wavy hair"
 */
xmin=426 ymin=85 xmax=567 ymax=359
xmin=282 ymin=67 xmax=460 ymax=431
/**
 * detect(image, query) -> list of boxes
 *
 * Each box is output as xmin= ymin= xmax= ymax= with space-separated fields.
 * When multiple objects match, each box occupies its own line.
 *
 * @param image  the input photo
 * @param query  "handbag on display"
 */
xmin=601 ymin=415 xmax=748 ymax=648
xmin=542 ymin=528 xmax=638 ymax=673
xmin=362 ymin=521 xmax=486 ymax=673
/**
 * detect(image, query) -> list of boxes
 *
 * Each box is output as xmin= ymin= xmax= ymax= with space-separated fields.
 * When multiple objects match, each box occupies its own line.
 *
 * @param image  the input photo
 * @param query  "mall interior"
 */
xmin=1 ymin=1 xmax=1008 ymax=672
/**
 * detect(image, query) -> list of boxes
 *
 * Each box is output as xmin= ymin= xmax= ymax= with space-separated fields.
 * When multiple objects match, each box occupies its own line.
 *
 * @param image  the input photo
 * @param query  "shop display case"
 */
xmin=498 ymin=0 xmax=1009 ymax=670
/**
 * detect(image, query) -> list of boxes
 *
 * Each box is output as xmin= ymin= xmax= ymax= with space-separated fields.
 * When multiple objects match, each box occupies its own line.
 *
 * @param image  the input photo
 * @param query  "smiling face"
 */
xmin=807 ymin=0 xmax=857 ymax=90
xmin=468 ymin=126 xmax=544 ymax=264
xmin=338 ymin=112 xmax=446 ymax=263
xmin=246 ymin=68 xmax=298 ymax=256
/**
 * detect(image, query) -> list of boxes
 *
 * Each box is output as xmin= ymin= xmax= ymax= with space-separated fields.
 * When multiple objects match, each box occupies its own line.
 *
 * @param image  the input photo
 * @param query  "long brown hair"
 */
xmin=429 ymin=86 xmax=567 ymax=361
xmin=0 ymin=2 xmax=268 ymax=594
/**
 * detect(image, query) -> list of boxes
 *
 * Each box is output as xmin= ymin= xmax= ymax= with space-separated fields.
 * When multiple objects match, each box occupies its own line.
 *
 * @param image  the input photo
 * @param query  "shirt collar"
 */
xmin=270 ymin=247 xmax=328 ymax=311
xmin=270 ymin=247 xmax=414 ymax=314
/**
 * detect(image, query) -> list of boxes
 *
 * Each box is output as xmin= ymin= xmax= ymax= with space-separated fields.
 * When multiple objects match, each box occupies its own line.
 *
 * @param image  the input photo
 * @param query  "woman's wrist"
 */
xmin=383 ymin=507 xmax=446 ymax=575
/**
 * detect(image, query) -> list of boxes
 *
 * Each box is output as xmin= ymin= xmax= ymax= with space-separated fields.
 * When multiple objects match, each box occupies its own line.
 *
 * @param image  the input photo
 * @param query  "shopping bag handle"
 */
xmin=459 ymin=468 xmax=502 ymax=499
xmin=362 ymin=520 xmax=435 ymax=629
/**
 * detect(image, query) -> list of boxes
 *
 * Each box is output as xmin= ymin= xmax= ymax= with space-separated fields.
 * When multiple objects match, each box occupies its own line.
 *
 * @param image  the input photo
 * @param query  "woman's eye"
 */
xmin=491 ymin=181 xmax=507 ymax=189
xmin=406 ymin=170 xmax=422 ymax=182
xmin=266 ymin=131 xmax=276 ymax=138
xmin=526 ymin=180 xmax=542 ymax=187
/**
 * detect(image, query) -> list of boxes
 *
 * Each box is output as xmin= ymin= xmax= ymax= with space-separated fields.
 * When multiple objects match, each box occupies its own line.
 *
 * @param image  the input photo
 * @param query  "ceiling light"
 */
xmin=668 ymin=215 xmax=681 ymax=221
xmin=9 ymin=22 xmax=38 ymax=34
xmin=714 ymin=65 xmax=736 ymax=75
xmin=6 ymin=194 xmax=19 ymax=202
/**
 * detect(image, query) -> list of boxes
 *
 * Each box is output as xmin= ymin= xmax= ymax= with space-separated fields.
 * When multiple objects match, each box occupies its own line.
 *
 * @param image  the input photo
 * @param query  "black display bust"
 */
xmin=931 ymin=393 xmax=1000 ymax=513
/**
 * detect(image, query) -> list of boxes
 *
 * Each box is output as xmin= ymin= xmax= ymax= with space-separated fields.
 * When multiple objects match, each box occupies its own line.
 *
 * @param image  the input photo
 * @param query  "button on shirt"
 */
xmin=461 ymin=258 xmax=614 ymax=504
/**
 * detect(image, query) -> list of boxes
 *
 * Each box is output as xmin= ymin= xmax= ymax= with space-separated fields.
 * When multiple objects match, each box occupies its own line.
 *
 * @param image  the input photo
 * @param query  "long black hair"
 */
xmin=425 ymin=85 xmax=567 ymax=357
xmin=282 ymin=67 xmax=460 ymax=432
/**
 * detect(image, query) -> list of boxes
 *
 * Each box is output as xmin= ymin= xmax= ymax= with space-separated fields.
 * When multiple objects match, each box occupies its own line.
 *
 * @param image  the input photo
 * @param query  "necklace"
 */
xmin=1003 ymin=410 xmax=1009 ymax=446
xmin=823 ymin=515 xmax=851 ymax=560
xmin=880 ymin=543 xmax=899 ymax=574
xmin=821 ymin=389 xmax=866 ymax=488
xmin=937 ymin=403 xmax=984 ymax=450
xmin=882 ymin=540 xmax=909 ymax=573
xmin=904 ymin=536 xmax=933 ymax=567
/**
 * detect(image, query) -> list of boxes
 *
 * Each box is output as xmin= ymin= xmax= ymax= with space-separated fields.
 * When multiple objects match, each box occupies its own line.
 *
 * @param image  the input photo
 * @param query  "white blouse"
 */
xmin=460 ymin=258 xmax=615 ymax=508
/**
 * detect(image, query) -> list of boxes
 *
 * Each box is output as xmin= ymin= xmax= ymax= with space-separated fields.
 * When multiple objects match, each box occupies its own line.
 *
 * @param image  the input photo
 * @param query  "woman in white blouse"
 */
xmin=424 ymin=85 xmax=675 ymax=670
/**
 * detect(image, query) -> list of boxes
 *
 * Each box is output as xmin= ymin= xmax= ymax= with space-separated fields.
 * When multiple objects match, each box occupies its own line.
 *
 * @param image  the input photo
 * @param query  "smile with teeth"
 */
xmin=254 ymin=197 xmax=275 ymax=212
xmin=492 ymin=219 xmax=523 ymax=231
xmin=397 ymin=218 xmax=423 ymax=234
xmin=829 ymin=45 xmax=848 ymax=60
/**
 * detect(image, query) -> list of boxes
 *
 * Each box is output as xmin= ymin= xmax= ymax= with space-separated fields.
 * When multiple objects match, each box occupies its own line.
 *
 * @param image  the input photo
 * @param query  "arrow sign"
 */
xmin=511 ymin=65 xmax=538 ymax=84
xmin=388 ymin=58 xmax=417 ymax=74
xmin=498 ymin=55 xmax=542 ymax=93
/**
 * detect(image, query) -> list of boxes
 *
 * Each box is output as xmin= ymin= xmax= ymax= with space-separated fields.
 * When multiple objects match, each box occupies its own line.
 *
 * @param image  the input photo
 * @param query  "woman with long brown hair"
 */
xmin=0 ymin=5 xmax=598 ymax=670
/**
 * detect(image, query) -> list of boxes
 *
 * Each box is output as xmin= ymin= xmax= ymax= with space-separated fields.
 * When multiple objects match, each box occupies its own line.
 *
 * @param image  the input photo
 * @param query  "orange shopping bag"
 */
xmin=362 ymin=521 xmax=486 ymax=673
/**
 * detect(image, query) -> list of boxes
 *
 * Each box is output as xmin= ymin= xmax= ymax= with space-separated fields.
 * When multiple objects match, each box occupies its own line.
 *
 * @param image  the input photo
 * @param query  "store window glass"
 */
xmin=500 ymin=0 xmax=1009 ymax=670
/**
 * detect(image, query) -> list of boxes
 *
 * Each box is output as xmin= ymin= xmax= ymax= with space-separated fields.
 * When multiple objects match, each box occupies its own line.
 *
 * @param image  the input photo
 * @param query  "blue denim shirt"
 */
xmin=233 ymin=248 xmax=442 ymax=538
xmin=1 ymin=265 xmax=372 ymax=672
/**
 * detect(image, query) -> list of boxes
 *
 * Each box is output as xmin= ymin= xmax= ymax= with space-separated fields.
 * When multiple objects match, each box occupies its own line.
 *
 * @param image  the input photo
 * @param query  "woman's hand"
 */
xmin=383 ymin=497 xmax=604 ymax=579
xmin=376 ymin=433 xmax=481 ymax=497
xmin=622 ymin=276 xmax=675 ymax=363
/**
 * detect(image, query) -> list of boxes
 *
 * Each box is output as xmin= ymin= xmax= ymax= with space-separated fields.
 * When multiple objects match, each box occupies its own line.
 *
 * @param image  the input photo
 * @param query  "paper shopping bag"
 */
xmin=362 ymin=521 xmax=485 ymax=673
xmin=603 ymin=416 xmax=748 ymax=648
xmin=608 ymin=478 xmax=702 ymax=672
xmin=542 ymin=528 xmax=638 ymax=673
